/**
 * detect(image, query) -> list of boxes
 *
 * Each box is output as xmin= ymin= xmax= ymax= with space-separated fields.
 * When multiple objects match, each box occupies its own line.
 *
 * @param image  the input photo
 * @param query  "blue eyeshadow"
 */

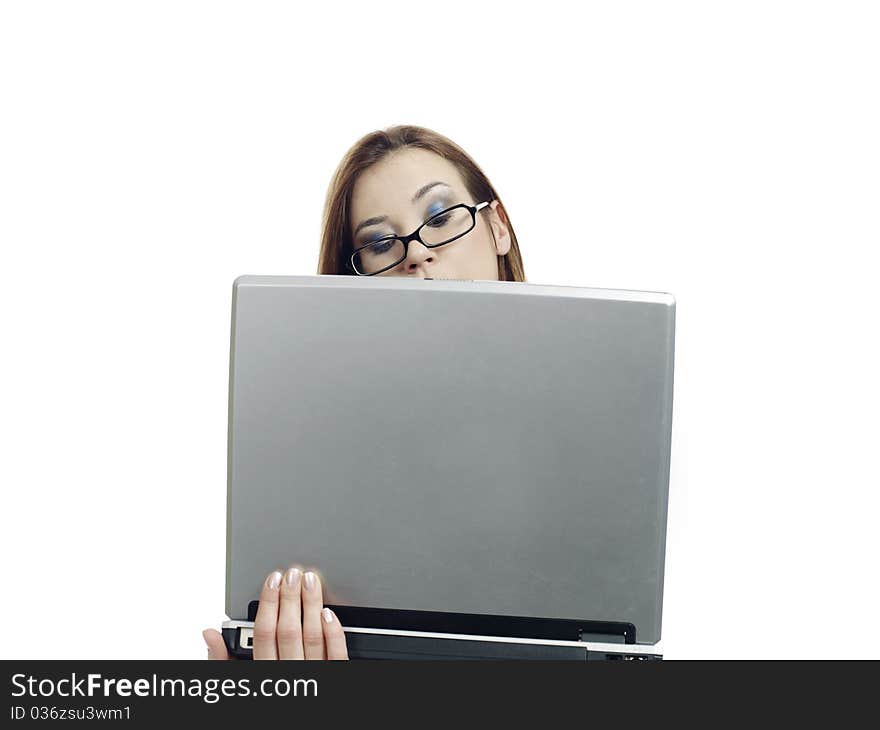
xmin=427 ymin=201 xmax=448 ymax=217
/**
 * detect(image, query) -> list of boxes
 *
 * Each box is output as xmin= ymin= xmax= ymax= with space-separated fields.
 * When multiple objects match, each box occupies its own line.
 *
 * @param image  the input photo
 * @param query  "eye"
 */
xmin=425 ymin=211 xmax=452 ymax=228
xmin=369 ymin=238 xmax=397 ymax=254
xmin=358 ymin=233 xmax=393 ymax=248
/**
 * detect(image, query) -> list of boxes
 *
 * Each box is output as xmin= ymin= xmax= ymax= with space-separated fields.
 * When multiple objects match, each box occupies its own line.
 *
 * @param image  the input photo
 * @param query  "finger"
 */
xmin=277 ymin=567 xmax=305 ymax=660
xmin=202 ymin=629 xmax=231 ymax=660
xmin=321 ymin=609 xmax=349 ymax=660
xmin=301 ymin=570 xmax=326 ymax=660
xmin=252 ymin=570 xmax=282 ymax=660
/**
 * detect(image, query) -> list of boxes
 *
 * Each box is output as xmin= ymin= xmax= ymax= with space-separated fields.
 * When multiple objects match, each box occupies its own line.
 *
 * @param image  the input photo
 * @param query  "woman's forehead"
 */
xmin=350 ymin=148 xmax=467 ymax=221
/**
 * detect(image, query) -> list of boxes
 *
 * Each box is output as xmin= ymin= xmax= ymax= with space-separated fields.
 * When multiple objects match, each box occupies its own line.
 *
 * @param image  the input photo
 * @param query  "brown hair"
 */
xmin=317 ymin=125 xmax=526 ymax=281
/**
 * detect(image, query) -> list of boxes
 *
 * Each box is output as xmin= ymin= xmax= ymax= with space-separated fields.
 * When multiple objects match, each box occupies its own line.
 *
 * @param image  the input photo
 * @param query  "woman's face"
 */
xmin=349 ymin=148 xmax=511 ymax=280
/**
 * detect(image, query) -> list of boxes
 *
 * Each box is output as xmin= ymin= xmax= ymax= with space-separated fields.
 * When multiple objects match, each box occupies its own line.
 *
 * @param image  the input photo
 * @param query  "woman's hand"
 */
xmin=202 ymin=566 xmax=349 ymax=660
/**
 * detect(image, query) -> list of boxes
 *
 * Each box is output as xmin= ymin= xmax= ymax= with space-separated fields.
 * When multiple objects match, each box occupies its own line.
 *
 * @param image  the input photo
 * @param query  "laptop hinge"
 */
xmin=222 ymin=620 xmax=661 ymax=660
xmin=578 ymin=630 xmax=627 ymax=644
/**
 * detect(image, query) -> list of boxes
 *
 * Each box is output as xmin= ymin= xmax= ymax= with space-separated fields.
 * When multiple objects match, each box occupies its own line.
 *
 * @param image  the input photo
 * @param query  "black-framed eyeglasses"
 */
xmin=348 ymin=201 xmax=491 ymax=276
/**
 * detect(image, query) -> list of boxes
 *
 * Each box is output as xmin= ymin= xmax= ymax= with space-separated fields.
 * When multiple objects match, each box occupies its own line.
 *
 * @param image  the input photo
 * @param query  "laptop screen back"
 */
xmin=226 ymin=275 xmax=675 ymax=644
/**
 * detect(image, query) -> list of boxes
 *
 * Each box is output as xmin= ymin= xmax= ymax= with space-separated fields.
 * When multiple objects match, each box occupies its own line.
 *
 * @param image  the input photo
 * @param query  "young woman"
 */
xmin=203 ymin=124 xmax=527 ymax=659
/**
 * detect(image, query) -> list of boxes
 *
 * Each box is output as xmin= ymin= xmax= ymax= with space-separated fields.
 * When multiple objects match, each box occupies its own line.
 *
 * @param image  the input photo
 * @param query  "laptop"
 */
xmin=221 ymin=274 xmax=675 ymax=660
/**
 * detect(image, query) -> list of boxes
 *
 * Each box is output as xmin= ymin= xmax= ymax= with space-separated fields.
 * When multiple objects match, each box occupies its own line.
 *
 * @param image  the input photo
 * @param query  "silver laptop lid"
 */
xmin=226 ymin=275 xmax=675 ymax=644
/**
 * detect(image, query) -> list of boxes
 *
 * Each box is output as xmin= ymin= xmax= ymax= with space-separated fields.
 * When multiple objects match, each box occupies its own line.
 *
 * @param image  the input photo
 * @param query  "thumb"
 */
xmin=202 ymin=629 xmax=231 ymax=660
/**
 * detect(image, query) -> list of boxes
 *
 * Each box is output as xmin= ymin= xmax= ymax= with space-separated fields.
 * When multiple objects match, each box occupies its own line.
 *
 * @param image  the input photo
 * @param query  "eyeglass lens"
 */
xmin=353 ymin=206 xmax=475 ymax=275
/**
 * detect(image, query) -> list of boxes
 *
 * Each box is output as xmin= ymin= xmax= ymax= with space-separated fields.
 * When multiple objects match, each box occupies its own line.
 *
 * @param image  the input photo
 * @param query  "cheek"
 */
xmin=465 ymin=225 xmax=496 ymax=255
xmin=435 ymin=221 xmax=496 ymax=263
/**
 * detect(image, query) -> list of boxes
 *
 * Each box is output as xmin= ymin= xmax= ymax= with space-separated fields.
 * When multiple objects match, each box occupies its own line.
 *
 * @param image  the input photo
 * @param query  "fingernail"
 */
xmin=304 ymin=571 xmax=317 ymax=591
xmin=266 ymin=571 xmax=282 ymax=589
xmin=285 ymin=567 xmax=302 ymax=587
xmin=322 ymin=607 xmax=333 ymax=624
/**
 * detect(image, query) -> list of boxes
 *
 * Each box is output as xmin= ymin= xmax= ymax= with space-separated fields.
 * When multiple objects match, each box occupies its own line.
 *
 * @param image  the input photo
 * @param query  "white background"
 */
xmin=1 ymin=1 xmax=878 ymax=659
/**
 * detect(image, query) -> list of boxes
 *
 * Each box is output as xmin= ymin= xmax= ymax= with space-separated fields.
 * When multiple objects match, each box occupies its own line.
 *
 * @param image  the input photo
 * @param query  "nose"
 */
xmin=404 ymin=240 xmax=435 ymax=273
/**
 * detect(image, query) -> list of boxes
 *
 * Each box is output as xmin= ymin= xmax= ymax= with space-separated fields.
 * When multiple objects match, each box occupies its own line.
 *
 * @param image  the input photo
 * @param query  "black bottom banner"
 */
xmin=3 ymin=660 xmax=877 ymax=724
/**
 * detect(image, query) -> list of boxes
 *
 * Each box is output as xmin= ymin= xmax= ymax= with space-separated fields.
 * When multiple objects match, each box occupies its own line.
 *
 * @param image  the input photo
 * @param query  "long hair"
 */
xmin=317 ymin=125 xmax=526 ymax=281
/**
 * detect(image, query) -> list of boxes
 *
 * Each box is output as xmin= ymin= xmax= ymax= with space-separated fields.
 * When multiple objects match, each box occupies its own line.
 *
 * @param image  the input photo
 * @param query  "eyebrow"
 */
xmin=411 ymin=180 xmax=450 ymax=203
xmin=352 ymin=181 xmax=452 ymax=237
